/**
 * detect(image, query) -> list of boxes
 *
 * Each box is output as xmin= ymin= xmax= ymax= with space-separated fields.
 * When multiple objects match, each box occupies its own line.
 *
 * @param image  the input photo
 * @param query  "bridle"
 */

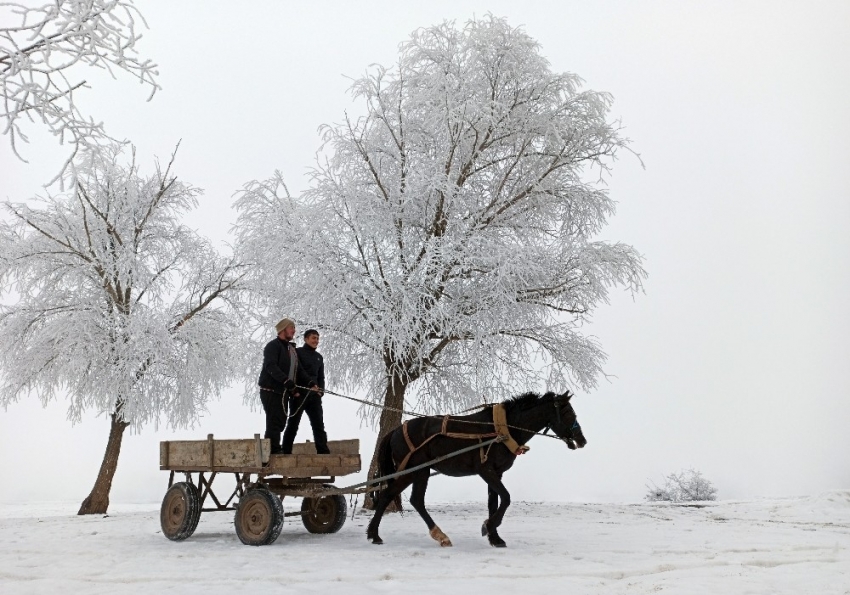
xmin=544 ymin=396 xmax=581 ymax=443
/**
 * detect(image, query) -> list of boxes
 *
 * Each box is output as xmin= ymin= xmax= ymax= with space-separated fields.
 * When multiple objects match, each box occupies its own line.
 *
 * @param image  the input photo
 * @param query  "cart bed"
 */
xmin=160 ymin=434 xmax=361 ymax=477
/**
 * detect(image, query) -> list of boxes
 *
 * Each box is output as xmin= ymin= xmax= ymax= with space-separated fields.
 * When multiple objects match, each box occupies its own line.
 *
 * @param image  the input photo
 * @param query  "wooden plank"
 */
xmin=161 ymin=440 xmax=206 ymax=467
xmin=160 ymin=438 xmax=271 ymax=469
xmin=298 ymin=455 xmax=329 ymax=467
xmin=275 ymin=465 xmax=359 ymax=478
xmin=158 ymin=437 xmax=359 ymax=478
xmin=290 ymin=439 xmax=359 ymax=455
xmin=160 ymin=441 xmax=169 ymax=467
xmin=265 ymin=454 xmax=360 ymax=478
xmin=254 ymin=434 xmax=262 ymax=467
xmin=161 ymin=465 xmax=268 ymax=474
xmin=264 ymin=454 xmax=359 ymax=468
xmin=157 ymin=457 xmax=361 ymax=478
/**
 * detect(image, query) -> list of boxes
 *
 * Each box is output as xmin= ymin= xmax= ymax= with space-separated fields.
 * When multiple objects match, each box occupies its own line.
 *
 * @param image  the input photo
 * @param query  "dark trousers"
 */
xmin=282 ymin=392 xmax=329 ymax=454
xmin=259 ymin=390 xmax=286 ymax=453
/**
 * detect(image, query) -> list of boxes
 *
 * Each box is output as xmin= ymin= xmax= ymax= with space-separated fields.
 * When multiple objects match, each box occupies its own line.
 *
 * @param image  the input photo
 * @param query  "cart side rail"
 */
xmin=160 ymin=435 xmax=361 ymax=478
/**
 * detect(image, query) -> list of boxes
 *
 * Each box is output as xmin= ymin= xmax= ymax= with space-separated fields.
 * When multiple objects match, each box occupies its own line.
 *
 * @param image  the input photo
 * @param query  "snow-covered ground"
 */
xmin=2 ymin=492 xmax=849 ymax=594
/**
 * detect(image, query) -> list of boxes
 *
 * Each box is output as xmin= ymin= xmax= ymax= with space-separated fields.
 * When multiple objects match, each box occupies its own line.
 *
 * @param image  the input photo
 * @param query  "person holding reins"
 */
xmin=282 ymin=328 xmax=330 ymax=455
xmin=257 ymin=318 xmax=318 ymax=455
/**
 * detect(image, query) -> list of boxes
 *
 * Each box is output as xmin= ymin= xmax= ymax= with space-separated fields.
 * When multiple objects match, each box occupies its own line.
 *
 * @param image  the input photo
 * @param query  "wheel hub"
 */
xmin=164 ymin=493 xmax=186 ymax=532
xmin=241 ymin=501 xmax=270 ymax=538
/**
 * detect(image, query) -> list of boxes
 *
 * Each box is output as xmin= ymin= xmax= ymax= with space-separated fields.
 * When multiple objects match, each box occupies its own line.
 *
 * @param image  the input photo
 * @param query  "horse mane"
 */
xmin=501 ymin=391 xmax=556 ymax=413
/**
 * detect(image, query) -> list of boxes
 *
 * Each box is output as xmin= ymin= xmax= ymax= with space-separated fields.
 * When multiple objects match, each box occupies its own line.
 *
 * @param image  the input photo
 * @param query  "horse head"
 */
xmin=549 ymin=390 xmax=587 ymax=450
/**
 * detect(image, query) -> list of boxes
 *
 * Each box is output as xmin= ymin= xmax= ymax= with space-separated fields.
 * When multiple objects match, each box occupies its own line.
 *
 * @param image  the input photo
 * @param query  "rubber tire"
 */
xmin=234 ymin=488 xmax=284 ymax=546
xmin=160 ymin=482 xmax=202 ymax=541
xmin=301 ymin=490 xmax=347 ymax=534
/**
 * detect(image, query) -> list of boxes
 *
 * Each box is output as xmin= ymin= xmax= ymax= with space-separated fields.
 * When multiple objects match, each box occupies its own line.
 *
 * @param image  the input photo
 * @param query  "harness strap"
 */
xmin=398 ymin=421 xmax=443 ymax=472
xmin=397 ymin=415 xmax=499 ymax=472
xmin=481 ymin=438 xmax=496 ymax=463
xmin=403 ymin=420 xmax=415 ymax=453
xmin=395 ymin=405 xmax=531 ymax=472
xmin=492 ymin=403 xmax=530 ymax=456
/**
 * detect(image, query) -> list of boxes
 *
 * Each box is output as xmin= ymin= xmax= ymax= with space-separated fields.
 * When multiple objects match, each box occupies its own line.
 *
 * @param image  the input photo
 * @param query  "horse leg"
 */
xmin=479 ymin=470 xmax=510 ymax=548
xmin=408 ymin=469 xmax=451 ymax=547
xmin=366 ymin=473 xmax=415 ymax=545
xmin=487 ymin=481 xmax=499 ymax=523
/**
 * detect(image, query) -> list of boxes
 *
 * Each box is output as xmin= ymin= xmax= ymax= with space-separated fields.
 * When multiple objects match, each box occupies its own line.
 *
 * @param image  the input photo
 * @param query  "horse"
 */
xmin=366 ymin=390 xmax=586 ymax=547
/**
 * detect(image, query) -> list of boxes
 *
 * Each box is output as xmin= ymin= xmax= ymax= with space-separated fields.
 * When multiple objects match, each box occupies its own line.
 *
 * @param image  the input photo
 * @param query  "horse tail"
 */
xmin=376 ymin=430 xmax=396 ymax=486
xmin=374 ymin=429 xmax=402 ymax=509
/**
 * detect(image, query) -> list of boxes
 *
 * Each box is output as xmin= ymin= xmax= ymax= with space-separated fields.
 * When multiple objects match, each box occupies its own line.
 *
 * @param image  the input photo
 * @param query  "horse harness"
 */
xmin=396 ymin=404 xmax=531 ymax=472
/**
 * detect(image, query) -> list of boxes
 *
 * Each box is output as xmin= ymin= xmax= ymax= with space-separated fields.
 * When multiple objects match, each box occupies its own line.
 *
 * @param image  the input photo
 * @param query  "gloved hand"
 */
xmin=283 ymin=379 xmax=296 ymax=391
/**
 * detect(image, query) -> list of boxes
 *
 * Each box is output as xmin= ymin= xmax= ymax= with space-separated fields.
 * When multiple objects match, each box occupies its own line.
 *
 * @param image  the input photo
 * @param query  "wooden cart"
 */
xmin=159 ymin=434 xmax=362 ymax=546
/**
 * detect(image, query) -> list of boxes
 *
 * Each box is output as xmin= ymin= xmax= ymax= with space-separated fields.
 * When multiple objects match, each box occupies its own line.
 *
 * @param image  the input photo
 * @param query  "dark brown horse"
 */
xmin=367 ymin=390 xmax=586 ymax=547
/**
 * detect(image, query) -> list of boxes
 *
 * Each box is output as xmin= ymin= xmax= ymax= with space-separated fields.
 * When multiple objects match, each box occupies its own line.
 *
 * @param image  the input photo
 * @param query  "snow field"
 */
xmin=1 ymin=493 xmax=849 ymax=594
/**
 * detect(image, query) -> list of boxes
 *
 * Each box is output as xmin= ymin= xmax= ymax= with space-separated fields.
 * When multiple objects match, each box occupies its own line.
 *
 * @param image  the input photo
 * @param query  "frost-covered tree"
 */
xmin=0 ymin=0 xmax=159 ymax=181
xmin=645 ymin=468 xmax=719 ymax=503
xmin=234 ymin=16 xmax=645 ymax=484
xmin=0 ymin=143 xmax=248 ymax=515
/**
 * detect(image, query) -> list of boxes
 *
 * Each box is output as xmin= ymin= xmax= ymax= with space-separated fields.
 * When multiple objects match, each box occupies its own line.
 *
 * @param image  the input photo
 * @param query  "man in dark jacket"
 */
xmin=258 ymin=318 xmax=318 ymax=454
xmin=282 ymin=329 xmax=330 ymax=454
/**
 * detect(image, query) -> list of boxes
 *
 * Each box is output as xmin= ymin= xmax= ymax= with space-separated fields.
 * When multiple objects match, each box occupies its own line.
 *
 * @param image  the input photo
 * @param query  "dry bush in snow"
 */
xmin=645 ymin=468 xmax=718 ymax=503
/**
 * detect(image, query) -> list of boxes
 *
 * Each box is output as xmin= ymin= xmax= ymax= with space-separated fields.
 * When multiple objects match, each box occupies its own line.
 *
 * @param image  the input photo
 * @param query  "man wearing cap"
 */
xmin=258 ymin=318 xmax=318 ymax=455
xmin=282 ymin=329 xmax=329 ymax=455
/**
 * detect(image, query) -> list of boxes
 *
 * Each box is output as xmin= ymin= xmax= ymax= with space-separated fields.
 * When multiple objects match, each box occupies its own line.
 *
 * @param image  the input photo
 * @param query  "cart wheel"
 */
xmin=301 ymin=490 xmax=347 ymax=534
xmin=234 ymin=488 xmax=283 ymax=546
xmin=160 ymin=482 xmax=202 ymax=541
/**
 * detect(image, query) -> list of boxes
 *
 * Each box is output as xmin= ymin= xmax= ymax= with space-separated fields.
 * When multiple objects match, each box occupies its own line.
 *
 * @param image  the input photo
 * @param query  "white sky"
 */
xmin=1 ymin=1 xmax=849 ymax=506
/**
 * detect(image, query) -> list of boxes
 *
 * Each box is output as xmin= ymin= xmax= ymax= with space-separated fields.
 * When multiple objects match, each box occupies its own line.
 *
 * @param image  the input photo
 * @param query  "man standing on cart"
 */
xmin=282 ymin=329 xmax=330 ymax=454
xmin=258 ymin=318 xmax=318 ymax=454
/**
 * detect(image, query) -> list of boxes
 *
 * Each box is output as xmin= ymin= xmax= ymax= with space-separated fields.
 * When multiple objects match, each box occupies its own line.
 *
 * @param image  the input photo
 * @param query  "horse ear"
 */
xmin=563 ymin=390 xmax=573 ymax=401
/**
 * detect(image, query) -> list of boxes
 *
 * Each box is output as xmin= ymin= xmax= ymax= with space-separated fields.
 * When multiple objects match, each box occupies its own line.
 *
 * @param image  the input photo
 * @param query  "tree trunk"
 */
xmin=78 ymin=413 xmax=129 ymax=515
xmin=362 ymin=374 xmax=407 ymax=510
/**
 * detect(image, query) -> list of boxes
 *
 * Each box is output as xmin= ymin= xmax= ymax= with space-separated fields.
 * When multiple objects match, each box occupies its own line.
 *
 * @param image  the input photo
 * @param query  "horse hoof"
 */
xmin=487 ymin=531 xmax=507 ymax=548
xmin=371 ymin=536 xmax=383 ymax=545
xmin=430 ymin=525 xmax=452 ymax=547
xmin=481 ymin=521 xmax=489 ymax=537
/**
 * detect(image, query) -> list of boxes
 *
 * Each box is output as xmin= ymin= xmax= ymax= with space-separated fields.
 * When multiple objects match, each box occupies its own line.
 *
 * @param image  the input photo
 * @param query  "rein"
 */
xmin=289 ymin=385 xmax=580 ymax=496
xmin=299 ymin=385 xmax=571 ymax=443
xmin=307 ymin=435 xmax=505 ymax=497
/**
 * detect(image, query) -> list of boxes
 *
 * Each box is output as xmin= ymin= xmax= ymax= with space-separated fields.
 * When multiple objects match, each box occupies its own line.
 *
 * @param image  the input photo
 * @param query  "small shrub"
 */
xmin=645 ymin=468 xmax=718 ymax=502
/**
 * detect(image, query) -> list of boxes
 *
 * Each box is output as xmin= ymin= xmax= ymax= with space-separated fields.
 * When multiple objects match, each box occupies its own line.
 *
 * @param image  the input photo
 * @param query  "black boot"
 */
xmin=312 ymin=422 xmax=329 ymax=454
xmin=266 ymin=431 xmax=283 ymax=455
xmin=281 ymin=427 xmax=297 ymax=455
